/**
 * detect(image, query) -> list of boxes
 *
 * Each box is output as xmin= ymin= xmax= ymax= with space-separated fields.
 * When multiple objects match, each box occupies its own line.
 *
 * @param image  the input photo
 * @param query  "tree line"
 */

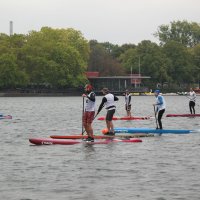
xmin=0 ymin=20 xmax=200 ymax=91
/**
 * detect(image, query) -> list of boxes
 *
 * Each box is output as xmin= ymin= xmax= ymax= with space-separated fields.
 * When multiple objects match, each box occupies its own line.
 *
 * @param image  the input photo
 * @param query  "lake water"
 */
xmin=0 ymin=96 xmax=200 ymax=200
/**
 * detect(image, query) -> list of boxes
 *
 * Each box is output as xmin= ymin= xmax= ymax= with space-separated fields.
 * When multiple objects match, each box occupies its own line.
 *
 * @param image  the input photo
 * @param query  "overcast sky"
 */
xmin=1 ymin=0 xmax=200 ymax=45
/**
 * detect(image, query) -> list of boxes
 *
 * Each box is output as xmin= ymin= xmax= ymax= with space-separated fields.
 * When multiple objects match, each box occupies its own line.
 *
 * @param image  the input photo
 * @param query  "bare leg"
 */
xmin=127 ymin=110 xmax=131 ymax=117
xmin=85 ymin=123 xmax=93 ymax=137
xmin=87 ymin=123 xmax=94 ymax=137
xmin=106 ymin=120 xmax=114 ymax=133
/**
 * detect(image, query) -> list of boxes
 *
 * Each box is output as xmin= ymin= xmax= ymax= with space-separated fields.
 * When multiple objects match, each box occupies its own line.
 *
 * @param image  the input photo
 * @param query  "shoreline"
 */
xmin=1 ymin=92 xmax=196 ymax=97
xmin=0 ymin=92 xmax=82 ymax=97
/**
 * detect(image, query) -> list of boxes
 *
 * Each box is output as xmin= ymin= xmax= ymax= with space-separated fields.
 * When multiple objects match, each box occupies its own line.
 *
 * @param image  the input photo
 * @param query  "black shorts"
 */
xmin=106 ymin=109 xmax=115 ymax=121
xmin=125 ymin=104 xmax=131 ymax=111
xmin=189 ymin=101 xmax=195 ymax=107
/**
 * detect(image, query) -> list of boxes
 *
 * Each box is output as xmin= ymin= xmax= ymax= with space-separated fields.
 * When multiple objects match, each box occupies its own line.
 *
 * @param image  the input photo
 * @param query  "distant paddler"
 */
xmin=82 ymin=84 xmax=96 ymax=142
xmin=124 ymin=89 xmax=132 ymax=117
xmin=188 ymin=88 xmax=196 ymax=114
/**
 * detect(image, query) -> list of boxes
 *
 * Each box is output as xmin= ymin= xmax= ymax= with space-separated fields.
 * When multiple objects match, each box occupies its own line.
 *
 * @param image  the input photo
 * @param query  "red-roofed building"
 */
xmin=85 ymin=72 xmax=99 ymax=78
xmin=85 ymin=71 xmax=150 ymax=92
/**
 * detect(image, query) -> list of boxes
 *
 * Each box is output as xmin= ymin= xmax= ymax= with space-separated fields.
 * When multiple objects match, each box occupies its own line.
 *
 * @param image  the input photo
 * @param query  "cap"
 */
xmin=101 ymin=88 xmax=109 ymax=93
xmin=84 ymin=84 xmax=93 ymax=91
xmin=154 ymin=90 xmax=160 ymax=94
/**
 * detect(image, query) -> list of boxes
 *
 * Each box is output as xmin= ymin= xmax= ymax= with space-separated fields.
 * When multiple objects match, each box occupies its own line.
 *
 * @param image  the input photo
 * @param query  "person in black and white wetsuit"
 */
xmin=188 ymin=88 xmax=196 ymax=114
xmin=97 ymin=88 xmax=119 ymax=135
xmin=82 ymin=84 xmax=96 ymax=142
xmin=124 ymin=89 xmax=132 ymax=117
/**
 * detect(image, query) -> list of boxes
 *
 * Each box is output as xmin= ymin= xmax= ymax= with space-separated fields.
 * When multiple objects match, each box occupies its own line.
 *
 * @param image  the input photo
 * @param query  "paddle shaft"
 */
xmin=81 ymin=103 xmax=104 ymax=135
xmin=82 ymin=112 xmax=99 ymax=135
xmin=153 ymin=105 xmax=159 ymax=129
xmin=82 ymin=97 xmax=85 ymax=135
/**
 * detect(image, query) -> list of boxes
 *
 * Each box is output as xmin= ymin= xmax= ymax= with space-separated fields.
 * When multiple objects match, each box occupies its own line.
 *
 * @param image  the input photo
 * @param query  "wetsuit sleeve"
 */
xmin=191 ymin=92 xmax=196 ymax=101
xmin=157 ymin=96 xmax=163 ymax=105
xmin=114 ymin=96 xmax=119 ymax=101
xmin=87 ymin=92 xmax=95 ymax=102
xmin=97 ymin=97 xmax=107 ymax=113
xmin=128 ymin=95 xmax=131 ymax=105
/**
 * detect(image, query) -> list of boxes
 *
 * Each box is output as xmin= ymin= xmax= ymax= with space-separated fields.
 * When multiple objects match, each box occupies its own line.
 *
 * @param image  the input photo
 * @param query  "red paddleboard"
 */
xmin=0 ymin=115 xmax=12 ymax=120
xmin=29 ymin=138 xmax=142 ymax=145
xmin=50 ymin=135 xmax=108 ymax=139
xmin=50 ymin=134 xmax=151 ymax=139
xmin=98 ymin=116 xmax=150 ymax=120
xmin=166 ymin=114 xmax=200 ymax=117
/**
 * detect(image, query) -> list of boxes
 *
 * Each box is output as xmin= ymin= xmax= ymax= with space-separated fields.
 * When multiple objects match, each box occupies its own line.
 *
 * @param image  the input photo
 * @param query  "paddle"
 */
xmin=82 ymin=96 xmax=85 ymax=135
xmin=153 ymin=105 xmax=158 ymax=129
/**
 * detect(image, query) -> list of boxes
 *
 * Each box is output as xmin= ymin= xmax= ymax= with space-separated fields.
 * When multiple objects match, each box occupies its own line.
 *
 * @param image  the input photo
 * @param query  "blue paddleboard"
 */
xmin=114 ymin=127 xmax=193 ymax=134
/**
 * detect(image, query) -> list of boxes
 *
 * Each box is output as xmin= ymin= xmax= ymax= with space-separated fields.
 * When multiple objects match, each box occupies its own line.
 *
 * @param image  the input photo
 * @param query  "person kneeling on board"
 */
xmin=153 ymin=90 xmax=166 ymax=130
xmin=97 ymin=88 xmax=119 ymax=136
xmin=82 ymin=84 xmax=96 ymax=142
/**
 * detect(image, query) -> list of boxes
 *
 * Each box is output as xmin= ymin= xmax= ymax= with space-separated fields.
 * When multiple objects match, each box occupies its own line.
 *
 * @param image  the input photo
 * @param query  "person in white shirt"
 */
xmin=82 ymin=84 xmax=96 ymax=142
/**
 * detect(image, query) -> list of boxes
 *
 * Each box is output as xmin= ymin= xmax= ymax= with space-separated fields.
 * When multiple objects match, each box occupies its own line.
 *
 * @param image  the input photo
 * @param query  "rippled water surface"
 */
xmin=1 ymin=96 xmax=200 ymax=200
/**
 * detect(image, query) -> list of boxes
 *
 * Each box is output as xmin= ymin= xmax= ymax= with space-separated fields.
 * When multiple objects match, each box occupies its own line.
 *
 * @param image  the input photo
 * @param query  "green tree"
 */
xmin=0 ymin=34 xmax=10 ymax=55
xmin=163 ymin=41 xmax=195 ymax=85
xmin=155 ymin=20 xmax=200 ymax=47
xmin=88 ymin=40 xmax=125 ymax=76
xmin=21 ymin=27 xmax=89 ymax=88
xmin=190 ymin=44 xmax=200 ymax=86
xmin=119 ymin=40 xmax=171 ymax=86
xmin=119 ymin=48 xmax=137 ymax=73
xmin=0 ymin=54 xmax=28 ymax=88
